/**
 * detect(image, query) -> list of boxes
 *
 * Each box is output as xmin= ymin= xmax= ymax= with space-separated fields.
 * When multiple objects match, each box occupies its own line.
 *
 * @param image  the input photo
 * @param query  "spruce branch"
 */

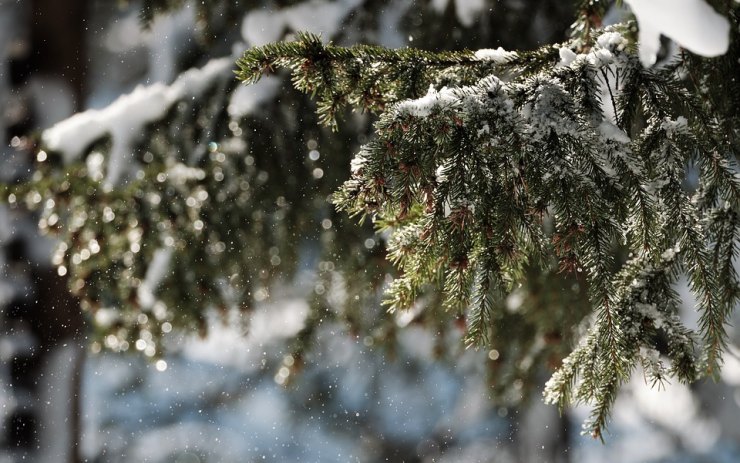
xmin=235 ymin=32 xmax=552 ymax=129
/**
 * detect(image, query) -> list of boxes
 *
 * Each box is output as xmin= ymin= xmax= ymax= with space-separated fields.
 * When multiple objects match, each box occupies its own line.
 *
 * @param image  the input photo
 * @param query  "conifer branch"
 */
xmin=236 ymin=32 xmax=550 ymax=129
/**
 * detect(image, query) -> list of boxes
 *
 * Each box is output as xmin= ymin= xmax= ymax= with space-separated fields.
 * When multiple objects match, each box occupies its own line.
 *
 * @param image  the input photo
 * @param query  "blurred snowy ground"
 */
xmin=80 ymin=292 xmax=510 ymax=462
xmin=77 ymin=292 xmax=740 ymax=463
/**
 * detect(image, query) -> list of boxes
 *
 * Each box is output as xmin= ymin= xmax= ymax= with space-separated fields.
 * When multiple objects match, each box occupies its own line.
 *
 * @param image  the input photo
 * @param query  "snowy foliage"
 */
xmin=1 ymin=0 xmax=738 ymax=443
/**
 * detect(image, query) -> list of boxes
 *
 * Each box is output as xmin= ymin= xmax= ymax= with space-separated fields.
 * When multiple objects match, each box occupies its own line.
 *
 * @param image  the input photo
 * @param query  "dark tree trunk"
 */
xmin=1 ymin=1 xmax=88 ymax=462
xmin=30 ymin=0 xmax=88 ymax=109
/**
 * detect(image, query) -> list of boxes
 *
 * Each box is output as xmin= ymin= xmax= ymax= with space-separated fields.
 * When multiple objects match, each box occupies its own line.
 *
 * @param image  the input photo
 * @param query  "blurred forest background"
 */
xmin=1 ymin=1 xmax=740 ymax=462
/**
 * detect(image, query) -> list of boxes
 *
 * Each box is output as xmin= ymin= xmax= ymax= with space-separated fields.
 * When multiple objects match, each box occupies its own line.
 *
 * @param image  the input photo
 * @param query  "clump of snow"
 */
xmin=635 ymin=302 xmax=664 ymax=329
xmin=599 ymin=120 xmax=631 ymax=144
xmin=558 ymin=47 xmax=578 ymax=67
xmin=597 ymin=31 xmax=628 ymax=51
xmin=147 ymin=6 xmax=196 ymax=84
xmin=629 ymin=375 xmax=719 ymax=451
xmin=587 ymin=47 xmax=614 ymax=67
xmin=241 ymin=0 xmax=363 ymax=47
xmin=560 ymin=31 xmax=630 ymax=70
xmin=661 ymin=116 xmax=689 ymax=137
xmin=589 ymin=31 xmax=628 ymax=67
xmin=228 ymin=76 xmax=282 ymax=118
xmin=660 ymin=244 xmax=680 ymax=262
xmin=396 ymin=85 xmax=458 ymax=117
xmin=42 ymin=58 xmax=232 ymax=186
xmin=474 ymin=47 xmax=518 ymax=63
xmin=639 ymin=345 xmax=660 ymax=363
xmin=283 ymin=0 xmax=363 ymax=35
xmin=624 ymin=0 xmax=730 ymax=66
xmin=435 ymin=162 xmax=451 ymax=183
xmin=350 ymin=153 xmax=368 ymax=174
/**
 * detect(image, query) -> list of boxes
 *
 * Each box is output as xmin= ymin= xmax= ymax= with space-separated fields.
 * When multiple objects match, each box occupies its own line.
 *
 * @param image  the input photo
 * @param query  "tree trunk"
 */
xmin=1 ymin=1 xmax=88 ymax=461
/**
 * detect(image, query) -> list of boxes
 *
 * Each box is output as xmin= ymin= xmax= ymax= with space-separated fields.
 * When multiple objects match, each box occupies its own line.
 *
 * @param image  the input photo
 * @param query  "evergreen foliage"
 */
xmin=1 ymin=0 xmax=738 ymax=439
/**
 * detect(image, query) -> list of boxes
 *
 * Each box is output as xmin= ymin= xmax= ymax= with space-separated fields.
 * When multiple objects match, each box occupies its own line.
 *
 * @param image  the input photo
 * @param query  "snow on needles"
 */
xmin=474 ymin=47 xmax=518 ymax=63
xmin=42 ymin=58 xmax=233 ymax=187
xmin=625 ymin=0 xmax=730 ymax=66
xmin=396 ymin=85 xmax=459 ymax=117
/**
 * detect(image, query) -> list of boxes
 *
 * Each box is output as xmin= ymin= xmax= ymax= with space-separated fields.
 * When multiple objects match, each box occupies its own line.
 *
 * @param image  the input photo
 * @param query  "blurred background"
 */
xmin=1 ymin=1 xmax=740 ymax=462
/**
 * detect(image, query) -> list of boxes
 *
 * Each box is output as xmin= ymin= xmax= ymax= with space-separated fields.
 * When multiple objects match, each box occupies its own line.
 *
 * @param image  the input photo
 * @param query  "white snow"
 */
xmin=228 ymin=76 xmax=282 ymax=118
xmin=598 ymin=120 xmax=631 ymax=144
xmin=624 ymin=0 xmax=730 ymax=66
xmin=660 ymin=244 xmax=681 ymax=262
xmin=182 ymin=298 xmax=308 ymax=372
xmin=721 ymin=345 xmax=740 ymax=385
xmin=137 ymin=248 xmax=173 ymax=310
xmin=103 ymin=6 xmax=195 ymax=85
xmin=630 ymin=375 xmax=719 ymax=450
xmin=42 ymin=58 xmax=232 ymax=187
xmin=241 ymin=8 xmax=286 ymax=46
xmin=350 ymin=153 xmax=368 ymax=174
xmin=474 ymin=47 xmax=518 ymax=63
xmin=586 ymin=31 xmax=628 ymax=68
xmin=241 ymin=0 xmax=363 ymax=47
xmin=396 ymin=85 xmax=458 ymax=117
xmin=435 ymin=162 xmax=450 ymax=183
xmin=558 ymin=47 xmax=578 ymax=67
xmin=147 ymin=6 xmax=196 ymax=84
xmin=660 ymin=116 xmax=689 ymax=136
xmin=283 ymin=0 xmax=363 ymax=36
xmin=597 ymin=31 xmax=628 ymax=50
